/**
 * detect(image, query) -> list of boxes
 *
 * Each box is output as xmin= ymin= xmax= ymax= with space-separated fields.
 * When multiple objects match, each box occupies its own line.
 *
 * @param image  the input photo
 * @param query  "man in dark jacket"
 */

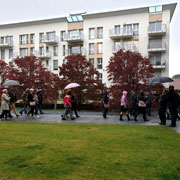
xmin=167 ymin=86 xmax=180 ymax=127
xmin=102 ymin=89 xmax=109 ymax=118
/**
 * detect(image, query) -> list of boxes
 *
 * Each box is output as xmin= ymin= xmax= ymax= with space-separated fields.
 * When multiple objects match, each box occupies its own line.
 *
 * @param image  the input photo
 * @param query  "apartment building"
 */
xmin=0 ymin=3 xmax=176 ymax=86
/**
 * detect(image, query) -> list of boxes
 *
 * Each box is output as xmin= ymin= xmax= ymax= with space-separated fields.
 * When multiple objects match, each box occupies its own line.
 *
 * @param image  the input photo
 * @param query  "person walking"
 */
xmin=167 ymin=86 xmax=180 ymax=127
xmin=27 ymin=88 xmax=36 ymax=118
xmin=71 ymin=92 xmax=80 ymax=118
xmin=37 ymin=90 xmax=44 ymax=114
xmin=159 ymin=90 xmax=168 ymax=125
xmin=120 ymin=91 xmax=131 ymax=121
xmin=62 ymin=91 xmax=75 ymax=120
xmin=130 ymin=90 xmax=138 ymax=117
xmin=19 ymin=88 xmax=29 ymax=115
xmin=9 ymin=90 xmax=20 ymax=117
xmin=134 ymin=91 xmax=148 ymax=121
xmin=146 ymin=92 xmax=152 ymax=116
xmin=102 ymin=89 xmax=109 ymax=119
xmin=0 ymin=89 xmax=10 ymax=121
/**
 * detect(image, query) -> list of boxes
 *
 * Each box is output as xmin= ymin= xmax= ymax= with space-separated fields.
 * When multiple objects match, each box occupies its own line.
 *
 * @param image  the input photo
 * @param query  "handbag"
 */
xmin=30 ymin=101 xmax=36 ymax=106
xmin=104 ymin=103 xmax=109 ymax=108
xmin=138 ymin=100 xmax=146 ymax=107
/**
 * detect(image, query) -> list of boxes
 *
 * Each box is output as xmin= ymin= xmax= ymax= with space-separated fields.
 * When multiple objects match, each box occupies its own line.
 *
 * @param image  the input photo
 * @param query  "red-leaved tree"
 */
xmin=4 ymin=56 xmax=61 ymax=102
xmin=59 ymin=54 xmax=104 ymax=103
xmin=107 ymin=50 xmax=154 ymax=107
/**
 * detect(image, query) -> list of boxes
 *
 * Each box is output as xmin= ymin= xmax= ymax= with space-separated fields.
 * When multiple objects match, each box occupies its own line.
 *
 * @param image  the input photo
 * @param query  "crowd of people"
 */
xmin=1 ymin=85 xmax=180 ymax=128
xmin=102 ymin=85 xmax=180 ymax=127
xmin=0 ymin=88 xmax=44 ymax=120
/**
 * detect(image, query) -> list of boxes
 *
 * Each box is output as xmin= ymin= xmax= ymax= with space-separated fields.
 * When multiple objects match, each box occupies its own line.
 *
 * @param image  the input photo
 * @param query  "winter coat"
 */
xmin=121 ymin=91 xmax=128 ymax=106
xmin=64 ymin=95 xmax=72 ymax=106
xmin=167 ymin=90 xmax=180 ymax=109
xmin=1 ymin=93 xmax=10 ymax=110
xmin=102 ymin=91 xmax=109 ymax=104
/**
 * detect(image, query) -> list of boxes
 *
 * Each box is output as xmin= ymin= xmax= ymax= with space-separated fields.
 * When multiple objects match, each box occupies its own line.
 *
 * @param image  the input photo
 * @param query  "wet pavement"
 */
xmin=1 ymin=110 xmax=180 ymax=134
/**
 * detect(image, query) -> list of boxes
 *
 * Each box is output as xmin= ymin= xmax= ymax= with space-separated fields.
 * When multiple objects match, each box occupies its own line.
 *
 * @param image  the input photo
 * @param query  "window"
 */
xmin=97 ymin=43 xmax=103 ymax=54
xmin=9 ymin=49 xmax=13 ymax=58
xmin=30 ymin=47 xmax=35 ymax=56
xmin=149 ymin=5 xmax=162 ymax=13
xmin=63 ymin=59 xmax=66 ymax=64
xmin=89 ymin=28 xmax=95 ymax=39
xmin=114 ymin=25 xmax=120 ymax=35
xmin=30 ymin=34 xmax=35 ymax=44
xmin=20 ymin=48 xmax=28 ymax=57
xmin=69 ymin=46 xmax=82 ymax=54
xmin=97 ymin=27 xmax=103 ymax=39
xmin=1 ymin=49 xmax=5 ymax=59
xmin=98 ymin=73 xmax=102 ymax=83
xmin=39 ymin=33 xmax=44 ymax=43
xmin=63 ymin=45 xmax=66 ymax=56
xmin=46 ymin=32 xmax=56 ymax=40
xmin=53 ymin=46 xmax=58 ymax=56
xmin=4 ymin=36 xmax=13 ymax=45
xmin=97 ymin=58 xmax=103 ymax=69
xmin=89 ymin=58 xmax=94 ymax=68
xmin=61 ymin=31 xmax=66 ymax=41
xmin=149 ymin=21 xmax=162 ymax=32
xmin=46 ymin=46 xmax=49 ymax=53
xmin=89 ymin=43 xmax=94 ymax=54
xmin=39 ymin=47 xmax=44 ymax=55
xmin=68 ymin=30 xmax=83 ymax=39
xmin=19 ymin=34 xmax=28 ymax=44
xmin=133 ymin=24 xmax=139 ymax=35
xmin=123 ymin=25 xmax=132 ymax=35
xmin=149 ymin=55 xmax=161 ymax=66
xmin=66 ymin=15 xmax=83 ymax=23
xmin=154 ymin=71 xmax=161 ymax=77
xmin=149 ymin=39 xmax=162 ymax=49
xmin=53 ymin=60 xmax=58 ymax=70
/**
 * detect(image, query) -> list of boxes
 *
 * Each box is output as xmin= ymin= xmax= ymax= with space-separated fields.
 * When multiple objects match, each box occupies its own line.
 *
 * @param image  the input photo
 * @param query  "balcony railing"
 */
xmin=112 ymin=44 xmax=138 ymax=53
xmin=0 ymin=40 xmax=13 ymax=48
xmin=41 ymin=35 xmax=58 ymax=45
xmin=151 ymin=60 xmax=166 ymax=69
xmin=109 ymin=28 xmax=134 ymax=39
xmin=148 ymin=24 xmax=166 ymax=36
xmin=148 ymin=42 xmax=166 ymax=52
xmin=35 ymin=51 xmax=51 ymax=59
xmin=65 ymin=32 xmax=84 ymax=42
xmin=66 ymin=48 xmax=86 ymax=56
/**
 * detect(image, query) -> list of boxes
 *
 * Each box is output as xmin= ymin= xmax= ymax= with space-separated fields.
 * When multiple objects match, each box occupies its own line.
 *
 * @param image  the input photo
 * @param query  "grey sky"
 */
xmin=0 ymin=0 xmax=179 ymax=76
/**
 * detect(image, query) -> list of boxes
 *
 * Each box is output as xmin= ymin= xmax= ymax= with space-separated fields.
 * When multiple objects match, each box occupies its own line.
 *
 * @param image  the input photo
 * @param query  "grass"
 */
xmin=0 ymin=122 xmax=180 ymax=180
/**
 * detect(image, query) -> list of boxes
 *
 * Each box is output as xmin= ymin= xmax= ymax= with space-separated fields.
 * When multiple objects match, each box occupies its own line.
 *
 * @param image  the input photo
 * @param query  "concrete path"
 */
xmin=3 ymin=110 xmax=180 ymax=134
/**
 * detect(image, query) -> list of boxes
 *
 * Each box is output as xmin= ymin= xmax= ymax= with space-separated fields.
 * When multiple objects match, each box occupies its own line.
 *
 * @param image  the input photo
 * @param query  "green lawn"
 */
xmin=0 ymin=122 xmax=180 ymax=180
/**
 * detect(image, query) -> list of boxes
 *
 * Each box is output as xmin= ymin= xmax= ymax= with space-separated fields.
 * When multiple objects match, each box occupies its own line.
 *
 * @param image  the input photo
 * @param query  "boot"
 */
xmin=127 ymin=114 xmax=131 ymax=121
xmin=119 ymin=114 xmax=123 ymax=121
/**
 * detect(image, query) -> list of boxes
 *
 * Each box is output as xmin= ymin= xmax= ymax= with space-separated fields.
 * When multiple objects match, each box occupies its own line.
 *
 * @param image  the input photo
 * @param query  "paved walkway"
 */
xmin=3 ymin=110 xmax=180 ymax=134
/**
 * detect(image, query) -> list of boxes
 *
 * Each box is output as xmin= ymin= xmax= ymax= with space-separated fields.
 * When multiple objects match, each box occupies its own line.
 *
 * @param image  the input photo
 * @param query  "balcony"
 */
xmin=112 ymin=44 xmax=138 ymax=53
xmin=65 ymin=32 xmax=84 ymax=43
xmin=148 ymin=42 xmax=166 ymax=52
xmin=0 ymin=40 xmax=13 ymax=48
xmin=66 ymin=47 xmax=86 ymax=56
xmin=148 ymin=24 xmax=166 ymax=36
xmin=109 ymin=28 xmax=134 ymax=39
xmin=35 ymin=51 xmax=51 ymax=59
xmin=41 ymin=35 xmax=58 ymax=45
xmin=151 ymin=60 xmax=166 ymax=69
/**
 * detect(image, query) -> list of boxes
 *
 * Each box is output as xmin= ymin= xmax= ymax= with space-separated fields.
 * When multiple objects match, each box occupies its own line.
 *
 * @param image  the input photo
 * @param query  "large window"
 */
xmin=98 ymin=73 xmax=103 ymax=83
xmin=53 ymin=46 xmax=58 ymax=56
xmin=20 ymin=48 xmax=28 ymax=57
xmin=97 ymin=58 xmax=103 ymax=69
xmin=149 ymin=5 xmax=162 ymax=13
xmin=19 ymin=34 xmax=28 ymax=45
xmin=149 ymin=39 xmax=162 ymax=49
xmin=68 ymin=46 xmax=83 ymax=54
xmin=9 ymin=49 xmax=13 ymax=58
xmin=1 ymin=49 xmax=5 ymax=59
xmin=123 ymin=25 xmax=132 ymax=35
xmin=89 ymin=58 xmax=94 ymax=69
xmin=46 ymin=32 xmax=56 ymax=40
xmin=89 ymin=43 xmax=94 ymax=54
xmin=97 ymin=43 xmax=103 ymax=54
xmin=89 ymin=28 xmax=95 ymax=39
xmin=61 ymin=31 xmax=66 ymax=41
xmin=30 ymin=47 xmax=35 ymax=56
xmin=149 ymin=55 xmax=162 ymax=66
xmin=114 ymin=25 xmax=120 ymax=35
xmin=53 ymin=60 xmax=58 ymax=70
xmin=39 ymin=33 xmax=44 ymax=43
xmin=30 ymin=34 xmax=35 ymax=44
xmin=149 ymin=21 xmax=162 ymax=32
xmin=97 ymin=27 xmax=103 ymax=39
xmin=133 ymin=24 xmax=139 ymax=35
xmin=39 ymin=47 xmax=44 ymax=55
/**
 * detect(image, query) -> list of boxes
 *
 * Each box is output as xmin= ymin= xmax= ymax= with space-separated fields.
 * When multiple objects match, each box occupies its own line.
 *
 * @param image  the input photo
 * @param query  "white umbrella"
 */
xmin=64 ymin=83 xmax=80 ymax=90
xmin=3 ymin=80 xmax=20 ymax=86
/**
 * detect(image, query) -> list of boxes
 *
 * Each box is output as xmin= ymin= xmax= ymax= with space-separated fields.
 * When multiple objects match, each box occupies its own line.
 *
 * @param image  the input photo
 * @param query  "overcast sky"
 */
xmin=0 ymin=0 xmax=179 ymax=77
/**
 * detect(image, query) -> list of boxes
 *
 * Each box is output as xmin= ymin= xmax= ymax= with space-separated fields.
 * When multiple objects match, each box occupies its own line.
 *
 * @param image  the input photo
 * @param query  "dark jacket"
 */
xmin=102 ymin=91 xmax=109 ymax=104
xmin=9 ymin=92 xmax=17 ymax=103
xmin=167 ymin=90 xmax=180 ymax=109
xmin=159 ymin=94 xmax=167 ymax=110
xmin=28 ymin=93 xmax=34 ymax=103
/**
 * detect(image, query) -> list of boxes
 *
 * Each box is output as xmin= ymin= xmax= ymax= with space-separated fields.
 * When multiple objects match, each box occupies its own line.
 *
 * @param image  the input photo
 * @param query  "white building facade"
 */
xmin=0 ymin=3 xmax=177 ymax=86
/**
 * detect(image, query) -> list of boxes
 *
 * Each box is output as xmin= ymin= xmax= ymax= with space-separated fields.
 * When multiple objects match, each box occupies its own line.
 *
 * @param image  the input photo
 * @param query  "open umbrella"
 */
xmin=64 ymin=83 xmax=80 ymax=90
xmin=3 ymin=80 xmax=20 ymax=86
xmin=148 ymin=76 xmax=173 ymax=85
